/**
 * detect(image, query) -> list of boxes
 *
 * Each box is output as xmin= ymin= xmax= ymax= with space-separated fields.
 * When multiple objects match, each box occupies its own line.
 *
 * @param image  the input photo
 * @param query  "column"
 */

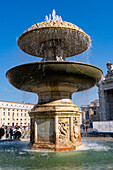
xmin=55 ymin=116 xmax=59 ymax=145
xmin=34 ymin=117 xmax=38 ymax=143
xmin=70 ymin=116 xmax=74 ymax=142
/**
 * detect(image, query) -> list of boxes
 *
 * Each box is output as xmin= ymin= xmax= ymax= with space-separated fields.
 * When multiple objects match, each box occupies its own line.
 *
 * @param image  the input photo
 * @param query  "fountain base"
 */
xmin=28 ymin=142 xmax=84 ymax=152
xmin=29 ymin=98 xmax=82 ymax=152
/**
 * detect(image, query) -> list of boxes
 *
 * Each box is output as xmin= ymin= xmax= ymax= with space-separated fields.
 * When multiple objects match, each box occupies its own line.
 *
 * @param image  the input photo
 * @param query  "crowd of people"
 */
xmin=0 ymin=125 xmax=22 ymax=140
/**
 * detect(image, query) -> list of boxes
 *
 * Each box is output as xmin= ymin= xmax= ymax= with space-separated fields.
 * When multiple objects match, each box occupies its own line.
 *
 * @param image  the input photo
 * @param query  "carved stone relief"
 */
xmin=58 ymin=117 xmax=69 ymax=143
xmin=106 ymin=62 xmax=113 ymax=75
xmin=73 ymin=117 xmax=80 ymax=139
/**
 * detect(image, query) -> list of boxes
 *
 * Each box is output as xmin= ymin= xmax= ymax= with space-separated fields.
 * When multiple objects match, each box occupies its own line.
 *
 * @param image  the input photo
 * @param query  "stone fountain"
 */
xmin=6 ymin=10 xmax=103 ymax=151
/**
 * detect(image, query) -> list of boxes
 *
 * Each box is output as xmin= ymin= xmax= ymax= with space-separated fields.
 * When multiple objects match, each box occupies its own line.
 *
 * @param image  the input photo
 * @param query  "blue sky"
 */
xmin=0 ymin=0 xmax=113 ymax=108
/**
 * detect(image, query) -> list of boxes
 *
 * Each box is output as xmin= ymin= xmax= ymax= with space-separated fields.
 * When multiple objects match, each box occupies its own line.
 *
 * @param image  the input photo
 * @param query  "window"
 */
xmin=20 ymin=119 xmax=22 ymax=121
xmin=3 ymin=112 xmax=5 ymax=116
xmin=8 ymin=112 xmax=10 ymax=116
xmin=24 ymin=113 xmax=26 ymax=117
xmin=8 ymin=118 xmax=10 ymax=121
xmin=21 ymin=113 xmax=23 ymax=117
xmin=25 ymin=119 xmax=26 ymax=121
xmin=17 ymin=119 xmax=18 ymax=121
xmin=3 ymin=118 xmax=5 ymax=120
xmin=17 ymin=112 xmax=19 ymax=117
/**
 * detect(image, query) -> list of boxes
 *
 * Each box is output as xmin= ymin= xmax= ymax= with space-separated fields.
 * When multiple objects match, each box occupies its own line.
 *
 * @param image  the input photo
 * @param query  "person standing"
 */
xmin=0 ymin=125 xmax=5 ymax=139
xmin=6 ymin=126 xmax=10 ymax=139
xmin=9 ymin=126 xmax=15 ymax=139
xmin=14 ymin=128 xmax=21 ymax=139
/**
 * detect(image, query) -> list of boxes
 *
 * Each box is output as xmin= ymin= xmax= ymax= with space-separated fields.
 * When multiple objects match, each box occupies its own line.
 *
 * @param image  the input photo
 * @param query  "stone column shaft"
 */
xmin=55 ymin=116 xmax=59 ymax=145
xmin=34 ymin=117 xmax=38 ymax=143
xmin=70 ymin=116 xmax=74 ymax=142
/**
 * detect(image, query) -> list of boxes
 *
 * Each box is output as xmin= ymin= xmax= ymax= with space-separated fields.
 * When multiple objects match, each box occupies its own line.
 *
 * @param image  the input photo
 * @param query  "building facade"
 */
xmin=0 ymin=100 xmax=34 ymax=127
xmin=81 ymin=100 xmax=99 ymax=127
xmin=98 ymin=62 xmax=113 ymax=121
xmin=81 ymin=62 xmax=113 ymax=127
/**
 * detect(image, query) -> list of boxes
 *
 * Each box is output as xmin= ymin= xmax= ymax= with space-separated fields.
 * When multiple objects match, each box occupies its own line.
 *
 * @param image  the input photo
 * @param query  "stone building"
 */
xmin=81 ymin=100 xmax=99 ymax=127
xmin=81 ymin=62 xmax=113 ymax=128
xmin=0 ymin=100 xmax=34 ymax=127
xmin=98 ymin=62 xmax=113 ymax=121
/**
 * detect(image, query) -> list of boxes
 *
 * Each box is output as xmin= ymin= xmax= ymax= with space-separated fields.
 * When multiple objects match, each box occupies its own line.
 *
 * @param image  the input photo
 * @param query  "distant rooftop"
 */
xmin=0 ymin=100 xmax=35 ymax=105
xmin=91 ymin=99 xmax=99 ymax=103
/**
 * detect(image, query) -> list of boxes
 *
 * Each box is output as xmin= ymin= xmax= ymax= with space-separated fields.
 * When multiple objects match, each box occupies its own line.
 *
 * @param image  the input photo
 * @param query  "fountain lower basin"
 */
xmin=6 ymin=61 xmax=102 ymax=94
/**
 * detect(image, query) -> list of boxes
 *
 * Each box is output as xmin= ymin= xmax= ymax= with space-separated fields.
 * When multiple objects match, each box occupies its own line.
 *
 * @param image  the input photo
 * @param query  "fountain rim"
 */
xmin=17 ymin=27 xmax=91 ymax=46
xmin=6 ymin=61 xmax=103 ymax=93
xmin=17 ymin=26 xmax=91 ymax=43
xmin=17 ymin=20 xmax=91 ymax=58
xmin=6 ymin=61 xmax=103 ymax=76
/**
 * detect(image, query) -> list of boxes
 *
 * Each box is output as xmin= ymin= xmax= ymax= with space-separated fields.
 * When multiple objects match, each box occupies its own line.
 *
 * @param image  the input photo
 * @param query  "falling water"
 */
xmin=16 ymin=48 xmax=38 ymax=104
xmin=70 ymin=36 xmax=92 ymax=108
xmin=68 ymin=33 xmax=97 ymax=108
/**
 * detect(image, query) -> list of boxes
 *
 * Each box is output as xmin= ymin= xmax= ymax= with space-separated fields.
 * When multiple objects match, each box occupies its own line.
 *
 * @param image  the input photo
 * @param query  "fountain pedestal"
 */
xmin=29 ymin=91 xmax=82 ymax=151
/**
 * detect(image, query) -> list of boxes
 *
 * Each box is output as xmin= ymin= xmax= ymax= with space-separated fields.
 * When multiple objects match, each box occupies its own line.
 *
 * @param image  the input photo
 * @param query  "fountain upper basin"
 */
xmin=6 ymin=61 xmax=103 ymax=94
xmin=17 ymin=20 xmax=91 ymax=58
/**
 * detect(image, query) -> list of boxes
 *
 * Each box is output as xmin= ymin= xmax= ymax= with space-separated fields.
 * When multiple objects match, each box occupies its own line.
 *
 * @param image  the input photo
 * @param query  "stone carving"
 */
xmin=58 ymin=118 xmax=69 ymax=141
xmin=106 ymin=62 xmax=113 ymax=75
xmin=73 ymin=117 xmax=80 ymax=139
xmin=59 ymin=122 xmax=67 ymax=135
